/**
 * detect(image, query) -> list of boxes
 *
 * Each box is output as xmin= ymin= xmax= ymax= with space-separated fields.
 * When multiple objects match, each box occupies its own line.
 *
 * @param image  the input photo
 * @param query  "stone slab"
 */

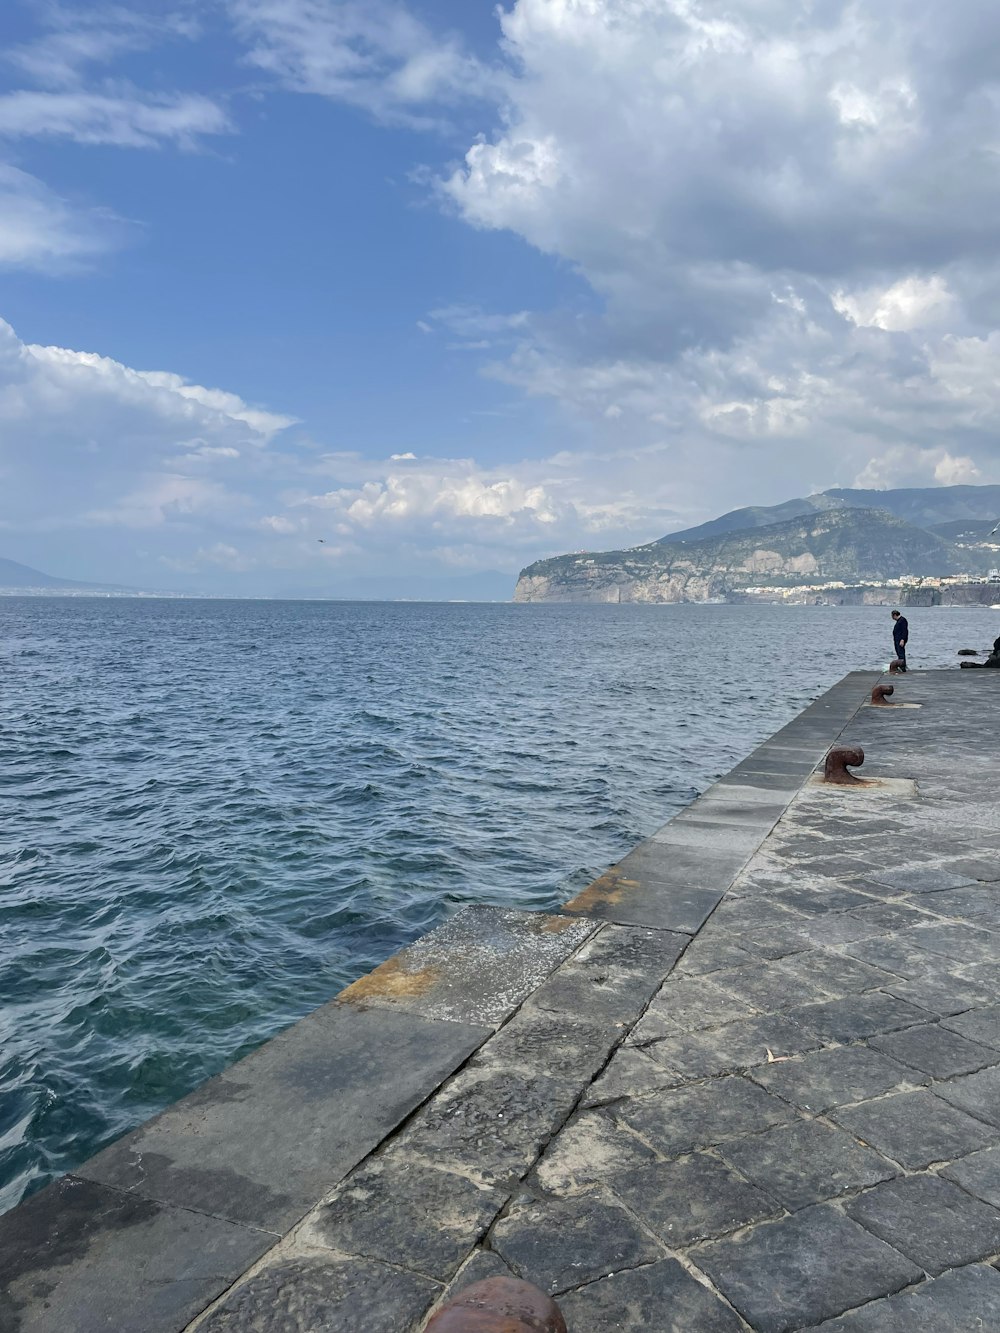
xmin=580 ymin=1047 xmax=682 ymax=1107
xmin=393 ymin=1065 xmax=579 ymax=1188
xmin=749 ymin=1044 xmax=925 ymax=1113
xmin=844 ymin=1173 xmax=1000 ymax=1276
xmin=776 ymin=950 xmax=897 ymax=997
xmin=812 ymin=1264 xmax=1000 ymax=1331
xmin=832 ymin=1090 xmax=996 ymax=1169
xmin=646 ymin=1013 xmax=820 ymax=1079
xmin=534 ymin=1108 xmax=657 ymax=1195
xmin=709 ymin=962 xmax=830 ymax=1011
xmin=0 ymin=1175 xmax=274 ymax=1333
xmin=785 ymin=993 xmax=929 ymax=1045
xmin=613 ymin=1150 xmax=781 ymax=1244
xmin=615 ymin=1076 xmax=796 ymax=1158
xmin=305 ymin=1154 xmax=507 ymax=1282
xmin=558 ymin=1257 xmax=744 ymax=1332
xmin=336 ymin=905 xmax=596 ymax=1027
xmin=527 ymin=924 xmax=688 ymax=1025
xmin=941 ymin=1143 xmax=1000 ymax=1208
xmin=941 ymin=1004 xmax=1000 ymax=1049
xmin=934 ymin=1063 xmax=1000 ymax=1127
xmin=78 ymin=1004 xmax=490 ymax=1232
xmin=626 ymin=975 xmax=752 ymax=1046
xmin=697 ymin=1204 xmax=922 ymax=1333
xmin=470 ymin=1007 xmax=621 ymax=1085
xmin=562 ymin=864 xmax=728 ymax=934
xmin=490 ymin=1191 xmax=662 ymax=1296
xmin=195 ymin=1253 xmax=438 ymax=1333
xmin=869 ymin=1022 xmax=1000 ymax=1079
xmin=719 ymin=1119 xmax=896 ymax=1210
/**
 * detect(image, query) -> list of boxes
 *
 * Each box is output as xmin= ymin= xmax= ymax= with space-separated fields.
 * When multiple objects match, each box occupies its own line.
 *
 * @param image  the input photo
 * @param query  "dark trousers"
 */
xmin=894 ymin=644 xmax=907 ymax=670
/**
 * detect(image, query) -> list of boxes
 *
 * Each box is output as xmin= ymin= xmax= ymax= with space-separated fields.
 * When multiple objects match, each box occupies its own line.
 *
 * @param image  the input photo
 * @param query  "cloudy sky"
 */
xmin=2 ymin=0 xmax=1000 ymax=594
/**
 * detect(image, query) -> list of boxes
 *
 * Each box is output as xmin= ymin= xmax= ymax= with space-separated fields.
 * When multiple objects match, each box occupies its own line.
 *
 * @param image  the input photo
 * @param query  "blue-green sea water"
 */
xmin=2 ymin=597 xmax=997 ymax=1213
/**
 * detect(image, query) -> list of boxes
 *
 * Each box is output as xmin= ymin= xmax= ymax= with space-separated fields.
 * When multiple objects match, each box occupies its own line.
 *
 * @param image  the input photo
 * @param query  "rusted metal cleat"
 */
xmin=426 ymin=1277 xmax=567 ymax=1333
xmin=871 ymin=683 xmax=895 ymax=707
xmin=888 ymin=658 xmax=906 ymax=674
xmin=823 ymin=745 xmax=866 ymax=785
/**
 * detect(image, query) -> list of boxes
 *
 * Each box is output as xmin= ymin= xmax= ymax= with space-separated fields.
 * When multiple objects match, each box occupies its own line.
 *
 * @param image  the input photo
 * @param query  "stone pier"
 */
xmin=4 ymin=670 xmax=1000 ymax=1331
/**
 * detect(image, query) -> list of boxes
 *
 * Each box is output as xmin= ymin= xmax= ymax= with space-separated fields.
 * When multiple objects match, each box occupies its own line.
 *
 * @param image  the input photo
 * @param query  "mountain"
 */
xmin=658 ymin=485 xmax=1000 ymax=546
xmin=0 ymin=557 xmax=111 ymax=591
xmin=515 ymin=497 xmax=1000 ymax=604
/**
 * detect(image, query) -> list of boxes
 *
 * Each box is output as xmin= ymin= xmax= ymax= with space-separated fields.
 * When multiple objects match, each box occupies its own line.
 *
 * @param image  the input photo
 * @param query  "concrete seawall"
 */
xmin=4 ymin=669 xmax=1000 ymax=1331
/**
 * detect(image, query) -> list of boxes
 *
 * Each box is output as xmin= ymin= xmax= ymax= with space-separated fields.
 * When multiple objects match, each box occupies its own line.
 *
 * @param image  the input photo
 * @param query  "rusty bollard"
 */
xmin=888 ymin=659 xmax=906 ymax=675
xmin=871 ymin=683 xmax=895 ymax=707
xmin=426 ymin=1278 xmax=567 ymax=1333
xmin=823 ymin=745 xmax=866 ymax=786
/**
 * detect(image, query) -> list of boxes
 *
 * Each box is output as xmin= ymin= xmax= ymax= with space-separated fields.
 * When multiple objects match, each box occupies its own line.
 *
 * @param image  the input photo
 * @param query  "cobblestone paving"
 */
xmin=183 ymin=672 xmax=1000 ymax=1331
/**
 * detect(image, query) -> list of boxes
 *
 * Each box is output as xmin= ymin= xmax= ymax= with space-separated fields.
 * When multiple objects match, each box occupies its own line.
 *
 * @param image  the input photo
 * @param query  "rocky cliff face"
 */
xmin=514 ymin=508 xmax=991 ymax=604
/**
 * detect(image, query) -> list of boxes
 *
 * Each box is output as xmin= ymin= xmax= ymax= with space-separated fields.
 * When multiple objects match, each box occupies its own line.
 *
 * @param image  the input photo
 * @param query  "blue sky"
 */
xmin=2 ymin=1 xmax=1000 ymax=594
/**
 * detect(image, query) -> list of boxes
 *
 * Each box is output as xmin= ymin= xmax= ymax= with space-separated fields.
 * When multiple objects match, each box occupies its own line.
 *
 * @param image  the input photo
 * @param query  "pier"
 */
xmin=4 ymin=669 xmax=1000 ymax=1330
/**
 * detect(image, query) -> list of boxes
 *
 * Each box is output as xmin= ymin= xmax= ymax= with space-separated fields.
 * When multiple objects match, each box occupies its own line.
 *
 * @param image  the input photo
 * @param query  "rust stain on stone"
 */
xmin=338 ymin=956 xmax=440 ymax=1003
xmin=563 ymin=870 xmax=638 ymax=914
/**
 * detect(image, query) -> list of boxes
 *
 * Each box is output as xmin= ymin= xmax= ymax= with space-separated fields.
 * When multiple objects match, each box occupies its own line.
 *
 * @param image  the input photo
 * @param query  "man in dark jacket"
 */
xmin=891 ymin=610 xmax=908 ymax=670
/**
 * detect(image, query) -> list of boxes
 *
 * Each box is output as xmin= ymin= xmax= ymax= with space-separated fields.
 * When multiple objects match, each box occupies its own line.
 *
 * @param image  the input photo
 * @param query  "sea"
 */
xmin=2 ymin=596 xmax=998 ymax=1214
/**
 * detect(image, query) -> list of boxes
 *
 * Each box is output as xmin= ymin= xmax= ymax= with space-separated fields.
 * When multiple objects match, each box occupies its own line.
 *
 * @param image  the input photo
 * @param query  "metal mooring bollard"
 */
xmin=888 ymin=659 xmax=905 ymax=675
xmin=871 ymin=683 xmax=895 ymax=707
xmin=425 ymin=1277 xmax=568 ymax=1333
xmin=823 ymin=745 xmax=866 ymax=785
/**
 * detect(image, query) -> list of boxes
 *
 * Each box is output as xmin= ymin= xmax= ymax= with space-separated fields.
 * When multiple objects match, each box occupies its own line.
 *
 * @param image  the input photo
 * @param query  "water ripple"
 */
xmin=1 ymin=597 xmax=993 ymax=1213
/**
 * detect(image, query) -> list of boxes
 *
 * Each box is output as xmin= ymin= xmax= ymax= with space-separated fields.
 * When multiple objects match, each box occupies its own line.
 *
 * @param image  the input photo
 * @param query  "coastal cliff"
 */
xmin=514 ymin=506 xmax=997 ymax=604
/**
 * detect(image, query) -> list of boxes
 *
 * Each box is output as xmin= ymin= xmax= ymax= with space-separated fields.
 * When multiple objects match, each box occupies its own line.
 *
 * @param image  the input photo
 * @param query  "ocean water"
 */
xmin=1 ymin=597 xmax=997 ymax=1213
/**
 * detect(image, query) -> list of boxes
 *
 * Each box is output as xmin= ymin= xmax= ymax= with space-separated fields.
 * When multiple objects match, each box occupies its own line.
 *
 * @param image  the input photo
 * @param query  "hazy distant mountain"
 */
xmin=0 ymin=557 xmax=112 ymax=591
xmin=659 ymin=485 xmax=1000 ymax=546
xmin=516 ymin=488 xmax=1000 ymax=604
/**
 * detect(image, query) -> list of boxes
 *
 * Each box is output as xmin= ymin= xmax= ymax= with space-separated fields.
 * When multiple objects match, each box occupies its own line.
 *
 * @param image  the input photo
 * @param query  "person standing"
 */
xmin=891 ymin=610 xmax=909 ymax=670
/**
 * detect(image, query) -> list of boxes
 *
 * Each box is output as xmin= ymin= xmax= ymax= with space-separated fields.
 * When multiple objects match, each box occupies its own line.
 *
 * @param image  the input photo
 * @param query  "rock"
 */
xmin=958 ymin=648 xmax=979 ymax=655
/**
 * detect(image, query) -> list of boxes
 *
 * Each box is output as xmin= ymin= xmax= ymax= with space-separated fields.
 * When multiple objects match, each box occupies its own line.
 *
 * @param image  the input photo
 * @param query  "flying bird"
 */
xmin=317 ymin=538 xmax=325 ymax=543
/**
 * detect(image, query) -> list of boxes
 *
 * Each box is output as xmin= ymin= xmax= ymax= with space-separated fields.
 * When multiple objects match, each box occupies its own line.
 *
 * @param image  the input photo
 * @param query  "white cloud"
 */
xmin=0 ymin=319 xmax=295 ymax=549
xmin=834 ymin=275 xmax=956 ymax=332
xmin=854 ymin=447 xmax=981 ymax=490
xmin=0 ymin=164 xmax=114 ymax=270
xmin=416 ymin=0 xmax=1000 ymax=520
xmin=5 ymin=6 xmax=201 ymax=89
xmin=228 ymin=0 xmax=499 ymax=125
xmin=0 ymin=90 xmax=231 ymax=149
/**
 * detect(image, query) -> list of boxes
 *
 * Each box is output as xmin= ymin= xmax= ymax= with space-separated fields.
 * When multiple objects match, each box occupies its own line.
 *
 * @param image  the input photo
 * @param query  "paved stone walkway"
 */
xmin=4 ymin=670 xmax=1000 ymax=1331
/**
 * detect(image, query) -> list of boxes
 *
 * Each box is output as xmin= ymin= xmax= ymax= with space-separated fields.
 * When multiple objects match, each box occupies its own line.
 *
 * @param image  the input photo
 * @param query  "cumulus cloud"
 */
xmin=0 ymin=319 xmax=294 ymax=554
xmin=424 ymin=0 xmax=1000 ymax=517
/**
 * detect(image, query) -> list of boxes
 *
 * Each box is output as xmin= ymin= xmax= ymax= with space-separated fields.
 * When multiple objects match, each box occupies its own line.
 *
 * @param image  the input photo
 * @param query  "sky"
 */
xmin=2 ymin=0 xmax=1000 ymax=595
